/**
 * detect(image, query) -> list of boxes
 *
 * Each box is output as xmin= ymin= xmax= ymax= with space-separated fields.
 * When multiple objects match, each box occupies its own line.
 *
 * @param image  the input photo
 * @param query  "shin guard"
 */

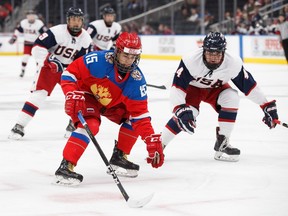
xmin=117 ymin=123 xmax=138 ymax=154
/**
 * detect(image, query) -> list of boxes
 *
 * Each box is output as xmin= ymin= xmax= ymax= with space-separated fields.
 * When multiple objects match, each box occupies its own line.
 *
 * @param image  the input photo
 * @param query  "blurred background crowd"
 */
xmin=0 ymin=0 xmax=287 ymax=35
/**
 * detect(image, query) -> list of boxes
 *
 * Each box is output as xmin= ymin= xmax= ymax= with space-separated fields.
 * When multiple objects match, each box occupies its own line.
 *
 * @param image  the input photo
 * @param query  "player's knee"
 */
xmin=218 ymin=88 xmax=239 ymax=108
xmin=85 ymin=118 xmax=100 ymax=135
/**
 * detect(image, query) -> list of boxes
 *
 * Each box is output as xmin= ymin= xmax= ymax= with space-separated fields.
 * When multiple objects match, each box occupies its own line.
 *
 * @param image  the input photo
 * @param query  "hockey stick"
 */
xmin=147 ymin=83 xmax=167 ymax=90
xmin=274 ymin=119 xmax=288 ymax=128
xmin=77 ymin=111 xmax=153 ymax=208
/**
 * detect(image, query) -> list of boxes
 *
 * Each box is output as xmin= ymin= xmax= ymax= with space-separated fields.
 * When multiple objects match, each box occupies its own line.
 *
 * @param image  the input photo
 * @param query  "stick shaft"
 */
xmin=274 ymin=119 xmax=288 ymax=128
xmin=77 ymin=111 xmax=130 ymax=201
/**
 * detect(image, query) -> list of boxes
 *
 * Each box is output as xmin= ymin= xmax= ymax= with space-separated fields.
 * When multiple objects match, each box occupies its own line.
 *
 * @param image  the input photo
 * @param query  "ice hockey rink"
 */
xmin=0 ymin=56 xmax=288 ymax=216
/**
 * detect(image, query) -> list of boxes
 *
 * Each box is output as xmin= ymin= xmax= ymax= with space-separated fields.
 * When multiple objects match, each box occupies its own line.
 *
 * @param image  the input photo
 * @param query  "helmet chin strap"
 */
xmin=104 ymin=21 xmax=113 ymax=27
xmin=205 ymin=63 xmax=220 ymax=71
xmin=67 ymin=26 xmax=82 ymax=36
xmin=114 ymin=63 xmax=129 ymax=80
xmin=203 ymin=51 xmax=224 ymax=71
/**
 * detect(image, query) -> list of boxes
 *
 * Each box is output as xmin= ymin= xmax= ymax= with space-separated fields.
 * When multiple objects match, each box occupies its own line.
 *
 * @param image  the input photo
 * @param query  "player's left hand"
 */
xmin=145 ymin=134 xmax=164 ymax=168
xmin=44 ymin=54 xmax=64 ymax=73
xmin=8 ymin=35 xmax=17 ymax=44
xmin=260 ymin=100 xmax=278 ymax=129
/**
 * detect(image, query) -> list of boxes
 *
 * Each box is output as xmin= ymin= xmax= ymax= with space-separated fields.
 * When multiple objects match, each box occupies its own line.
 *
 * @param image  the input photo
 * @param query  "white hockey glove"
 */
xmin=173 ymin=104 xmax=196 ymax=135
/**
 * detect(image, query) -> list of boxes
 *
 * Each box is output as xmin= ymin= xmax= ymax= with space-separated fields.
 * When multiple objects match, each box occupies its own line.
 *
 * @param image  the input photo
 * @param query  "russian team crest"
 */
xmin=131 ymin=69 xmax=142 ymax=80
xmin=105 ymin=52 xmax=114 ymax=64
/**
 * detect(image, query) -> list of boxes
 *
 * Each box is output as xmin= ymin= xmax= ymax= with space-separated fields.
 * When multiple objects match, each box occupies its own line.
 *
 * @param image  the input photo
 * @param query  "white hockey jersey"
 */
xmin=170 ymin=48 xmax=268 ymax=110
xmin=86 ymin=19 xmax=121 ymax=50
xmin=14 ymin=18 xmax=47 ymax=44
xmin=32 ymin=24 xmax=92 ymax=67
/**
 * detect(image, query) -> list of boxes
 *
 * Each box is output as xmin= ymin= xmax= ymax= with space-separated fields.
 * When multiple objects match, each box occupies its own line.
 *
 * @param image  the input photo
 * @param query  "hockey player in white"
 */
xmin=161 ymin=32 xmax=279 ymax=162
xmin=8 ymin=7 xmax=92 ymax=140
xmin=8 ymin=10 xmax=47 ymax=77
xmin=86 ymin=6 xmax=121 ymax=51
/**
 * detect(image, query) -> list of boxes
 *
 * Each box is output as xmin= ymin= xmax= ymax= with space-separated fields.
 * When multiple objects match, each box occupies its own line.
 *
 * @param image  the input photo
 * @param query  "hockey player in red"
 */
xmin=8 ymin=7 xmax=92 ymax=140
xmin=161 ymin=32 xmax=279 ymax=162
xmin=54 ymin=32 xmax=164 ymax=186
xmin=63 ymin=6 xmax=123 ymax=138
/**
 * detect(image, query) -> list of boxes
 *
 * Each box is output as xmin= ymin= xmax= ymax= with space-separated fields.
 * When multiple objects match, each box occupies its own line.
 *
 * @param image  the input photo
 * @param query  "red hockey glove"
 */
xmin=65 ymin=91 xmax=86 ymax=120
xmin=145 ymin=134 xmax=164 ymax=168
xmin=8 ymin=35 xmax=17 ymax=44
xmin=260 ymin=100 xmax=278 ymax=129
xmin=43 ymin=54 xmax=64 ymax=73
xmin=173 ymin=104 xmax=196 ymax=135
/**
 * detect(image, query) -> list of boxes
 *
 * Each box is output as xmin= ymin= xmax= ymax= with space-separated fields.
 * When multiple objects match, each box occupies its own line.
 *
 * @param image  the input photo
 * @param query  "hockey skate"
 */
xmin=64 ymin=119 xmax=76 ymax=138
xmin=8 ymin=124 xmax=25 ymax=140
xmin=107 ymin=141 xmax=140 ymax=178
xmin=214 ymin=127 xmax=240 ymax=162
xmin=54 ymin=158 xmax=83 ymax=186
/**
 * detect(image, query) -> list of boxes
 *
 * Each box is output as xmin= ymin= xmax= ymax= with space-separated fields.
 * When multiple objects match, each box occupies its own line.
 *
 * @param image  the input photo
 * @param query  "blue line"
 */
xmin=239 ymin=35 xmax=243 ymax=60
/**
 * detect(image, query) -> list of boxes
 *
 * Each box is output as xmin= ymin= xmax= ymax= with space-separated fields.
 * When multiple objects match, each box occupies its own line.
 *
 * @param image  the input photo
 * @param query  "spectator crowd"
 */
xmin=0 ymin=0 xmax=287 ymax=37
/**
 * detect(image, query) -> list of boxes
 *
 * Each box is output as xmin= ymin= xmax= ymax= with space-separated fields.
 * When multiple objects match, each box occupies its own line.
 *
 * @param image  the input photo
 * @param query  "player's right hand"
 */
xmin=173 ymin=104 xmax=196 ymax=135
xmin=8 ymin=35 xmax=17 ymax=45
xmin=65 ymin=91 xmax=86 ymax=121
xmin=44 ymin=54 xmax=64 ymax=73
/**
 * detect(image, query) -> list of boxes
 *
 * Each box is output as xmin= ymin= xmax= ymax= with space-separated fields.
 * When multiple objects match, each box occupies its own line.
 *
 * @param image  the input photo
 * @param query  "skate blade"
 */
xmin=107 ymin=165 xmax=138 ymax=178
xmin=214 ymin=152 xmax=239 ymax=162
xmin=53 ymin=175 xmax=81 ymax=187
xmin=8 ymin=133 xmax=23 ymax=140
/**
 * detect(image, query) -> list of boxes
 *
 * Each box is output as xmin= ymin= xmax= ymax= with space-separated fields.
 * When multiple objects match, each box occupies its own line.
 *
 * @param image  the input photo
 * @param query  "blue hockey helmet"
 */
xmin=102 ymin=7 xmax=116 ymax=27
xmin=66 ymin=7 xmax=84 ymax=19
xmin=102 ymin=7 xmax=116 ymax=15
xmin=66 ymin=7 xmax=84 ymax=35
xmin=202 ymin=32 xmax=226 ymax=70
xmin=203 ymin=32 xmax=227 ymax=52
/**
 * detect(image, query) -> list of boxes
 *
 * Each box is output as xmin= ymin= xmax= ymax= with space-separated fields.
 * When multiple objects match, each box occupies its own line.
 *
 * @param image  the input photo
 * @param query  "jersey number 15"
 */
xmin=85 ymin=53 xmax=98 ymax=64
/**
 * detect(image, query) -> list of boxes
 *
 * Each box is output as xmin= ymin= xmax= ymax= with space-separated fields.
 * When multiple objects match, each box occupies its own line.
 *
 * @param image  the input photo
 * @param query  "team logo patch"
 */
xmin=105 ymin=52 xmax=114 ymax=64
xmin=243 ymin=68 xmax=249 ymax=79
xmin=131 ymin=69 xmax=142 ymax=80
xmin=90 ymin=84 xmax=112 ymax=106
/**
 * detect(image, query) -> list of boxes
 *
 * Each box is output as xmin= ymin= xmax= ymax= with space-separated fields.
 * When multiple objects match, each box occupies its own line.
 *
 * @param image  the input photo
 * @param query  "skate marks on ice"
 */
xmin=0 ymin=57 xmax=288 ymax=216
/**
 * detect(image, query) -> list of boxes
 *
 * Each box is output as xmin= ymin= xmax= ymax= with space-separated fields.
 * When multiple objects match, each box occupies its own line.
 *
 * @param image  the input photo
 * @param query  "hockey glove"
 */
xmin=44 ymin=54 xmax=64 ymax=73
xmin=65 ymin=91 xmax=86 ymax=121
xmin=173 ymin=104 xmax=196 ymax=135
xmin=260 ymin=100 xmax=278 ymax=129
xmin=8 ymin=35 xmax=17 ymax=44
xmin=145 ymin=134 xmax=164 ymax=168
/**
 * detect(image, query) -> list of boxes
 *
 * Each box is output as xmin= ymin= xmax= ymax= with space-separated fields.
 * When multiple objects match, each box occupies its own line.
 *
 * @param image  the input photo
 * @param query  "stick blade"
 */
xmin=157 ymin=85 xmax=166 ymax=89
xmin=127 ymin=193 xmax=154 ymax=208
xmin=146 ymin=84 xmax=167 ymax=90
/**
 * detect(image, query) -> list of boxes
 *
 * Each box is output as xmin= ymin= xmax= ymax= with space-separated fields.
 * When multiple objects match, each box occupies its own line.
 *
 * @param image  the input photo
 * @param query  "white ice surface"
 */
xmin=0 ymin=56 xmax=288 ymax=216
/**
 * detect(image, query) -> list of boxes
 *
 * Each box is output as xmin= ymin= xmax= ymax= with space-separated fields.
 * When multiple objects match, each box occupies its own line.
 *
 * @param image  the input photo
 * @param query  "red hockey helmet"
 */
xmin=114 ymin=32 xmax=142 ymax=73
xmin=116 ymin=32 xmax=142 ymax=54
